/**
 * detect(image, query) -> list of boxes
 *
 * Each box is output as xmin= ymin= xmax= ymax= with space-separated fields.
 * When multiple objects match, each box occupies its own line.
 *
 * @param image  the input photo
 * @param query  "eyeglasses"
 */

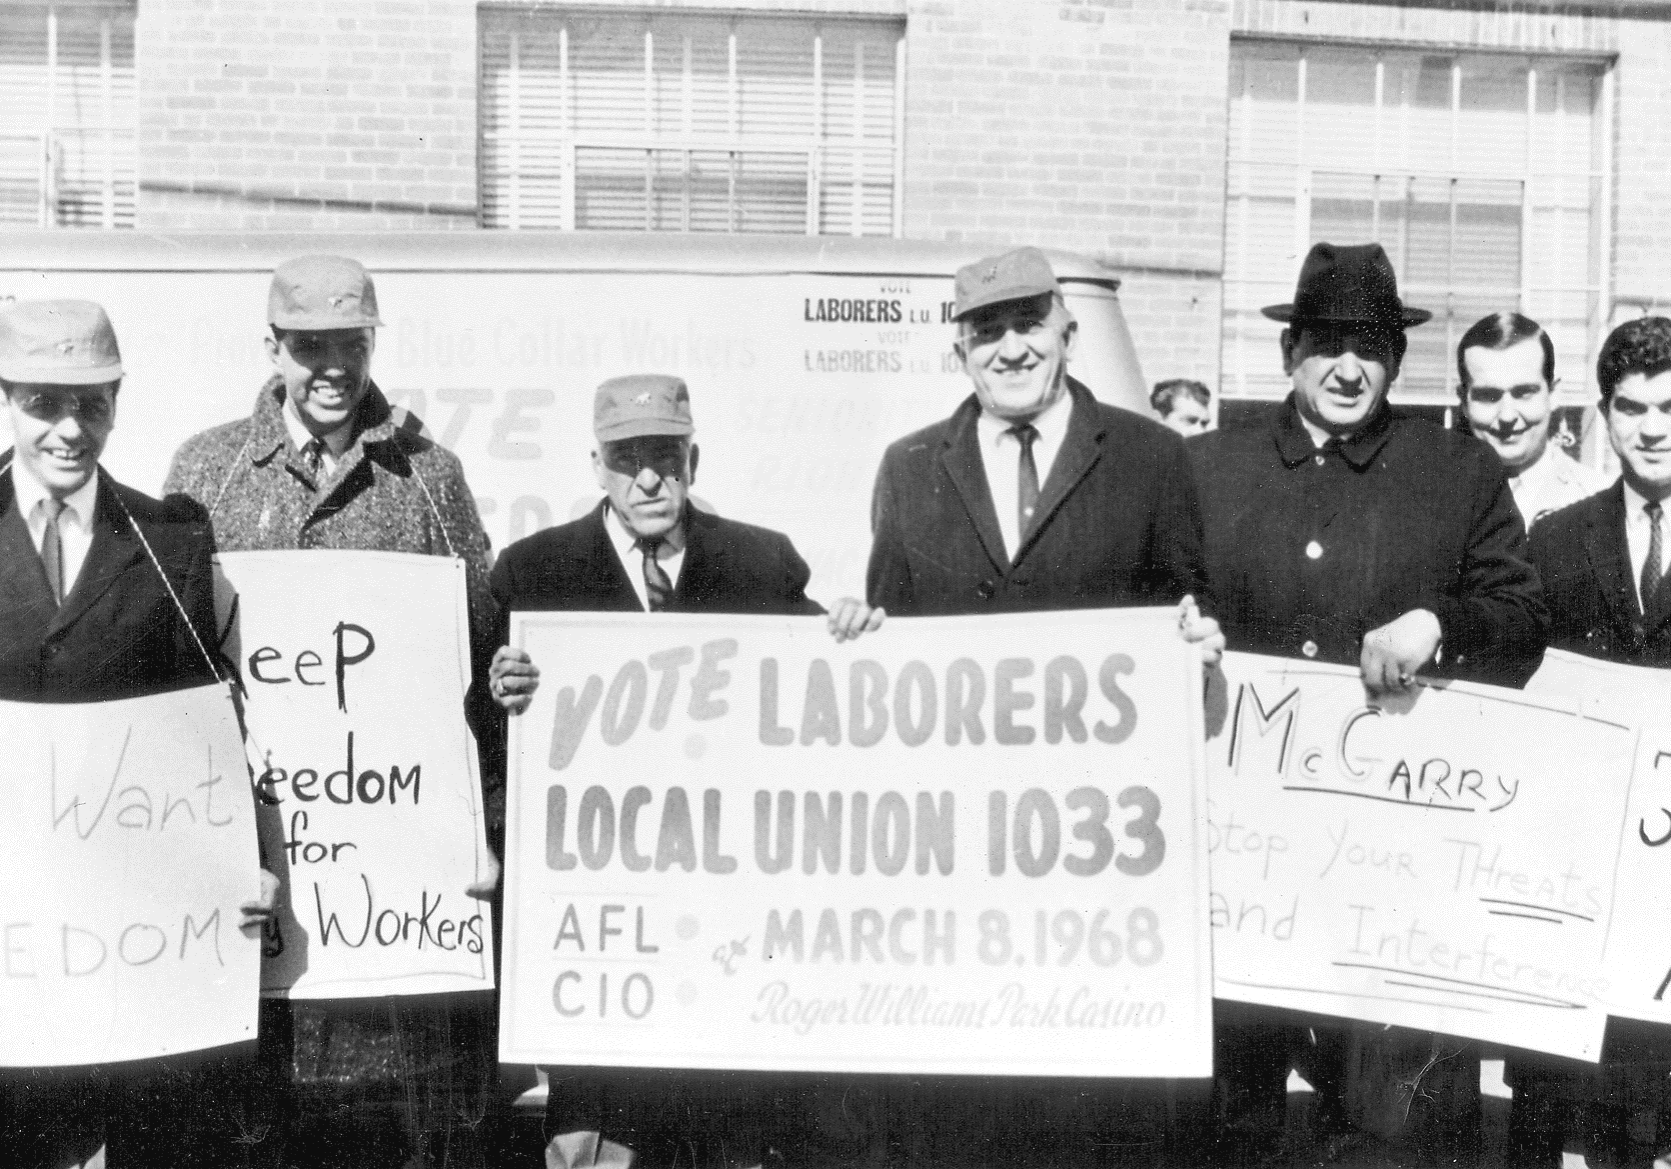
xmin=601 ymin=441 xmax=688 ymax=480
xmin=12 ymin=390 xmax=115 ymax=425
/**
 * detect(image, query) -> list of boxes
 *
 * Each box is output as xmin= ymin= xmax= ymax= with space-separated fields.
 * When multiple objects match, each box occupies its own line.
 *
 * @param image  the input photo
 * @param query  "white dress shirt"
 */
xmin=975 ymin=390 xmax=1074 ymax=562
xmin=1508 ymin=442 xmax=1612 ymax=530
xmin=1621 ymin=478 xmax=1671 ymax=613
xmin=604 ymin=504 xmax=687 ymax=612
xmin=280 ymin=397 xmax=352 ymax=476
xmin=13 ymin=464 xmax=99 ymax=598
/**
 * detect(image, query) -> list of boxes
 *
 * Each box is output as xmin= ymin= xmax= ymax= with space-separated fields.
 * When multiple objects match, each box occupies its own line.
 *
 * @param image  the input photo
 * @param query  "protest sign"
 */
xmin=217 ymin=550 xmax=493 ymax=999
xmin=1 ymin=685 xmax=260 ymax=1067
xmin=500 ymin=609 xmax=1212 ymax=1077
xmin=1527 ymin=648 xmax=1671 ymax=1026
xmin=1204 ymin=652 xmax=1633 ymax=1061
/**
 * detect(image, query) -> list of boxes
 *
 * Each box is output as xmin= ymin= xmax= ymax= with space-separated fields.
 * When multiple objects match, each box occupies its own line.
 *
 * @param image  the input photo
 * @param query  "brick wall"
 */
xmin=900 ymin=0 xmax=1233 ymax=392
xmin=135 ymin=0 xmax=478 ymax=230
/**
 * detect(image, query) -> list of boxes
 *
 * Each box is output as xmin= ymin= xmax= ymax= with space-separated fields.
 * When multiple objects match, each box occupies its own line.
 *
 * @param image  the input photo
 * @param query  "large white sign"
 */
xmin=500 ymin=610 xmax=1212 ymax=1077
xmin=1205 ymin=652 xmax=1633 ymax=1061
xmin=218 ymin=550 xmax=494 ymax=999
xmin=1 ymin=685 xmax=261 ymax=1067
xmin=1527 ymin=648 xmax=1671 ymax=1026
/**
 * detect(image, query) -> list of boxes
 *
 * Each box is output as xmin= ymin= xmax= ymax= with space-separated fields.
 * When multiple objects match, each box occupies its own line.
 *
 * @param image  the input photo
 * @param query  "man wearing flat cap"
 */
xmin=165 ymin=255 xmax=501 ymax=1168
xmin=0 ymin=299 xmax=272 ymax=1167
xmin=1188 ymin=242 xmax=1547 ymax=1160
xmin=864 ymin=246 xmax=1222 ymax=1164
xmin=487 ymin=373 xmax=880 ymax=1169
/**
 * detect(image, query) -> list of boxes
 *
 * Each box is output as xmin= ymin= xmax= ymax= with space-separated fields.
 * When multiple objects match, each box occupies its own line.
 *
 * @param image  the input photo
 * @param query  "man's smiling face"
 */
xmin=1463 ymin=336 xmax=1553 ymax=476
xmin=3 ymin=382 xmax=116 ymax=498
xmin=956 ymin=293 xmax=1078 ymax=422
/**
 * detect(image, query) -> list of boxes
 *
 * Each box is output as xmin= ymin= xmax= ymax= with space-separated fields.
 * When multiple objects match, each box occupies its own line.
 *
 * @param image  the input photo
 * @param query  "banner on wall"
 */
xmin=499 ymin=609 xmax=1213 ymax=1077
xmin=1 ymin=685 xmax=261 ymax=1067
xmin=217 ymin=550 xmax=494 ymax=999
xmin=1204 ymin=651 xmax=1633 ymax=1061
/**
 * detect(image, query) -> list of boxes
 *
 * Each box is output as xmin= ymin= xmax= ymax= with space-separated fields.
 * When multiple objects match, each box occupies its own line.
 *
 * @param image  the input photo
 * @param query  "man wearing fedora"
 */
xmin=864 ymin=246 xmax=1222 ymax=1166
xmin=487 ymin=372 xmax=880 ymax=1169
xmin=1188 ymin=242 xmax=1547 ymax=1161
xmin=165 ymin=255 xmax=502 ymax=1169
xmin=0 ymin=298 xmax=272 ymax=1167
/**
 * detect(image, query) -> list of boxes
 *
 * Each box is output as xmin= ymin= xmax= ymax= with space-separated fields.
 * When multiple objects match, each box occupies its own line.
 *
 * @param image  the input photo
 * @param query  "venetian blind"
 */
xmin=0 ymin=2 xmax=136 ymax=228
xmin=480 ymin=8 xmax=903 ymax=235
xmin=1224 ymin=42 xmax=1605 ymax=405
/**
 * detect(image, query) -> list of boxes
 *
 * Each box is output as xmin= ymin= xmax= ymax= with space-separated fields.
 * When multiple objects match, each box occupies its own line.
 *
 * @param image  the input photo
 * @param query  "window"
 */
xmin=0 ymin=2 xmax=137 ymax=228
xmin=1223 ymin=42 xmax=1609 ymax=411
xmin=479 ymin=8 xmax=904 ymax=235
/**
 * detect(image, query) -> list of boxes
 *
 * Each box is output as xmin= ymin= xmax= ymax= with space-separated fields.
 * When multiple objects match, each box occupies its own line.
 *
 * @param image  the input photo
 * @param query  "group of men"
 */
xmin=4 ymin=234 xmax=1668 ymax=1169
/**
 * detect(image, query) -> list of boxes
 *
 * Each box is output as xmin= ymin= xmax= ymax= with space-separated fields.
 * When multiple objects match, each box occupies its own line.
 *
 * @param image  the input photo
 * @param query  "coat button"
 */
xmin=1301 ymin=640 xmax=1319 ymax=658
xmin=1313 ymin=454 xmax=1326 ymax=466
xmin=1305 ymin=540 xmax=1323 ymax=559
xmin=976 ymin=580 xmax=996 ymax=600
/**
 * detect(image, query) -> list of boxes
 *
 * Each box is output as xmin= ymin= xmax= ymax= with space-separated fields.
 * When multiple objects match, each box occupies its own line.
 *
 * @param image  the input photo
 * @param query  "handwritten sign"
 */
xmin=1204 ymin=652 xmax=1633 ymax=1060
xmin=1 ymin=685 xmax=260 ymax=1067
xmin=499 ymin=610 xmax=1212 ymax=1077
xmin=1527 ymin=648 xmax=1671 ymax=1026
xmin=217 ymin=550 xmax=494 ymax=999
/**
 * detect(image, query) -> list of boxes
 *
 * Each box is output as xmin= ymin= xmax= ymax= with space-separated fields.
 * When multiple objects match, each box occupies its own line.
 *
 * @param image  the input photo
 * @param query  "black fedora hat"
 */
xmin=1262 ymin=242 xmax=1431 ymax=328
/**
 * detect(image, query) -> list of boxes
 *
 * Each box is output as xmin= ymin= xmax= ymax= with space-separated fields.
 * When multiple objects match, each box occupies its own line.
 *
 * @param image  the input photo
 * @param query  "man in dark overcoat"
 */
xmin=487 ymin=373 xmax=880 ymax=1169
xmin=0 ymin=298 xmax=267 ymax=1168
xmin=1513 ymin=315 xmax=1671 ymax=1167
xmin=1188 ymin=242 xmax=1548 ymax=1162
xmin=862 ymin=246 xmax=1223 ymax=1166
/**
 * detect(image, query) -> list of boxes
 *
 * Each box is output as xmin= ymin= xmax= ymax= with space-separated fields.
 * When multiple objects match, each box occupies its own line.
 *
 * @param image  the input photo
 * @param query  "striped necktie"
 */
xmin=1644 ymin=500 xmax=1665 ymax=619
xmin=638 ymin=537 xmax=673 ymax=612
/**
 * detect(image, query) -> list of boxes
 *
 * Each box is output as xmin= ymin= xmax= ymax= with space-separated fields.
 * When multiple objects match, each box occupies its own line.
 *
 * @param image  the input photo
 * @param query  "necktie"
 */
xmin=1009 ymin=423 xmax=1040 ymax=548
xmin=638 ymin=537 xmax=672 ymax=612
xmin=301 ymin=438 xmax=326 ymax=481
xmin=1645 ymin=500 xmax=1665 ymax=619
xmin=40 ymin=498 xmax=65 ymax=604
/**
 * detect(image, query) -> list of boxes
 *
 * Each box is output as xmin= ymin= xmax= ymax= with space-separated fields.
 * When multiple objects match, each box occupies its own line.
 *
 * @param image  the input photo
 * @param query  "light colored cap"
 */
xmin=0 ymin=299 xmax=124 ymax=385
xmin=594 ymin=374 xmax=695 ymax=442
xmin=268 ymin=254 xmax=384 ymax=330
xmin=953 ymin=246 xmax=1061 ymax=320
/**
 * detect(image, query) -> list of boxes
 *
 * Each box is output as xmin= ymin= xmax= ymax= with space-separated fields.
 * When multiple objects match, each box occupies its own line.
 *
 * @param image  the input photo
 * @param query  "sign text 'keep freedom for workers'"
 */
xmin=499 ymin=610 xmax=1212 ymax=1077
xmin=1206 ymin=652 xmax=1633 ymax=1061
xmin=1 ymin=685 xmax=260 ymax=1066
xmin=218 ymin=550 xmax=495 ymax=999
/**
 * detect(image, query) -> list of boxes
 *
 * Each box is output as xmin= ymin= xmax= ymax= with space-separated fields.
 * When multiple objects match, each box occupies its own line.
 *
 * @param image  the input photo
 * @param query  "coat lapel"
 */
xmin=0 ymin=469 xmax=58 ymax=630
xmin=674 ymin=508 xmax=717 ymax=605
xmin=50 ymin=474 xmax=143 ymax=637
xmin=1585 ymin=483 xmax=1641 ymax=638
xmin=585 ymin=501 xmax=646 ymax=608
xmin=938 ymin=400 xmax=1008 ymax=575
xmin=1014 ymin=381 xmax=1102 ymax=566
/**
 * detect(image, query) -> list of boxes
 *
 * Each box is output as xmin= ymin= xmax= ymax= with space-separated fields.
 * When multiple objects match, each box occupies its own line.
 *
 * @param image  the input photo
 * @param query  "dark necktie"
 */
xmin=301 ymin=438 xmax=326 ymax=481
xmin=1009 ymin=422 xmax=1040 ymax=548
xmin=39 ymin=498 xmax=65 ymax=604
xmin=638 ymin=537 xmax=673 ymax=612
xmin=1644 ymin=500 xmax=1665 ymax=619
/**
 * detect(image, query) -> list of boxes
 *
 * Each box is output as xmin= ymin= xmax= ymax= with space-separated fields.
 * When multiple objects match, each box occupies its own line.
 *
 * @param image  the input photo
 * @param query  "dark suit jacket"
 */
xmin=1189 ymin=396 xmax=1547 ymax=687
xmin=865 ymin=379 xmax=1209 ymax=616
xmin=1527 ymin=482 xmax=1671 ymax=667
xmin=0 ymin=457 xmax=219 ymax=703
xmin=491 ymin=500 xmax=824 ymax=619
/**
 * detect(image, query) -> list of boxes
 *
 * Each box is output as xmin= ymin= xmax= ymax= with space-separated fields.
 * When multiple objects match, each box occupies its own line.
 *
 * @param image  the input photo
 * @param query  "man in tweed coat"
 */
xmin=163 ymin=255 xmax=500 ymax=1169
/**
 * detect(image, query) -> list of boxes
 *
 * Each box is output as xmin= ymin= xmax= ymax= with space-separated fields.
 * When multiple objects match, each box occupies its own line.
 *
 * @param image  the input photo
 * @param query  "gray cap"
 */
xmin=952 ymin=247 xmax=1060 ymax=321
xmin=0 ymin=299 xmax=124 ymax=385
xmin=268 ymin=255 xmax=384 ymax=330
xmin=594 ymin=374 xmax=695 ymax=442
